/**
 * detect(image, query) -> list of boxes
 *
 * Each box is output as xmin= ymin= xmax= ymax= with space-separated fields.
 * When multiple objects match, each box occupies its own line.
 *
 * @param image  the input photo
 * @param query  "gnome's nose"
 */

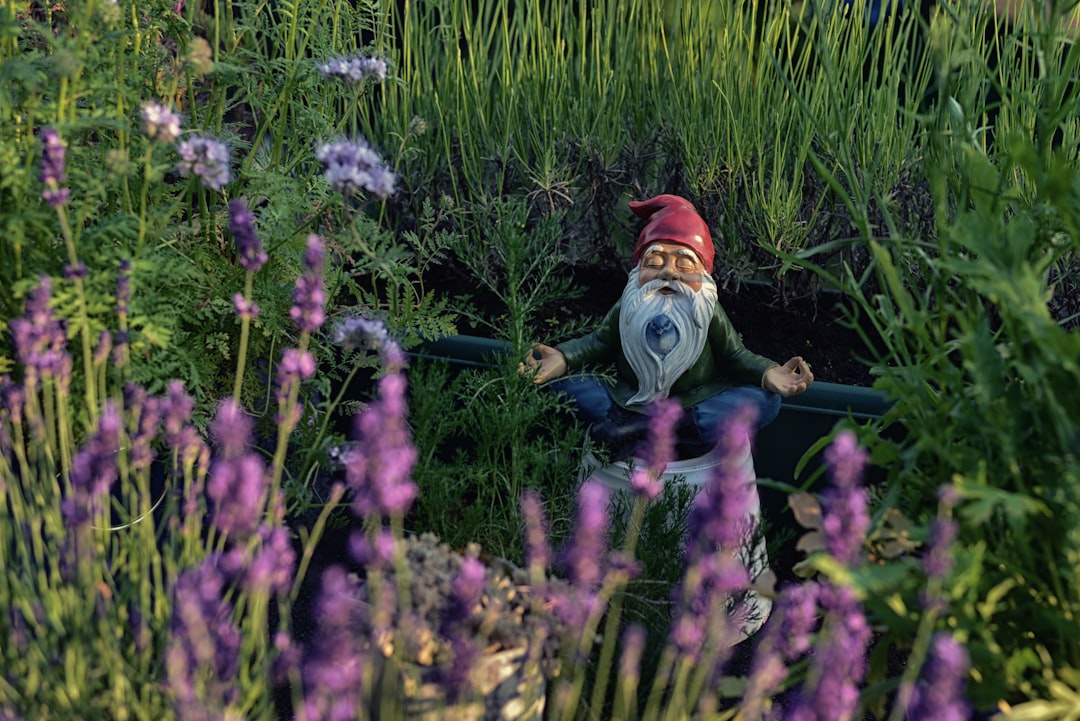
xmin=646 ymin=314 xmax=679 ymax=356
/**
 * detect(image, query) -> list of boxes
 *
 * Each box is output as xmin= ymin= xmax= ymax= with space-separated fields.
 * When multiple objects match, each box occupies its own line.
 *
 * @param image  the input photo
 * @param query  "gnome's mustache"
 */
xmin=638 ymin=278 xmax=697 ymax=300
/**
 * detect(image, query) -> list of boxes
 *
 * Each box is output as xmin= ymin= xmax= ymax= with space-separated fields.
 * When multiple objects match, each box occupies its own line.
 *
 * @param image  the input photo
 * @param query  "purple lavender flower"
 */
xmin=211 ymin=398 xmax=253 ymax=460
xmin=923 ymin=517 xmax=958 ymax=580
xmin=563 ymin=480 xmax=610 ymax=589
xmin=177 ymin=133 xmax=231 ymax=190
xmin=630 ymin=398 xmax=681 ymax=500
xmin=221 ymin=525 xmax=296 ymax=596
xmin=39 ymin=126 xmax=70 ymax=207
xmin=521 ymin=490 xmax=551 ymax=573
xmin=906 ymin=633 xmax=971 ymax=721
xmin=317 ymin=54 xmax=388 ymax=83
xmin=275 ymin=348 xmax=316 ymax=431
xmin=124 ymin=383 xmax=162 ymax=472
xmin=686 ymin=408 xmax=758 ymax=554
xmin=787 ymin=585 xmax=871 ymax=721
xmin=140 ymin=101 xmax=182 ymax=144
xmin=166 ymin=560 xmax=241 ymax=718
xmin=344 ymin=368 xmax=418 ymax=520
xmin=302 ymin=566 xmax=366 ymax=721
xmin=821 ymin=430 xmax=870 ymax=566
xmin=741 ymin=582 xmax=821 ymax=718
xmin=206 ymin=453 xmax=267 ymax=539
xmin=116 ymin=258 xmax=131 ymax=316
xmin=315 ymin=138 xmax=397 ymax=198
xmin=10 ymin=276 xmax=67 ymax=378
xmin=64 ymin=262 xmax=87 ymax=280
xmin=233 ymin=293 xmax=260 ymax=320
xmin=228 ymin=200 xmax=267 ymax=273
xmin=348 ymin=525 xmax=397 ymax=569
xmin=290 ymin=234 xmax=326 ymax=334
xmin=63 ymin=400 xmax=122 ymax=525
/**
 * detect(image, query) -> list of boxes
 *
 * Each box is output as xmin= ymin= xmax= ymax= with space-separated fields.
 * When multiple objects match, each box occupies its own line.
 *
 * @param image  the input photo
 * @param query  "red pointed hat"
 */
xmin=628 ymin=194 xmax=714 ymax=273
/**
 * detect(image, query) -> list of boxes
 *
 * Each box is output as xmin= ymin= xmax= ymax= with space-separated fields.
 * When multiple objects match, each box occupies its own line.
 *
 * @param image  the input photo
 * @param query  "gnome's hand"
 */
xmin=762 ymin=356 xmax=814 ymax=397
xmin=520 ymin=344 xmax=567 ymax=384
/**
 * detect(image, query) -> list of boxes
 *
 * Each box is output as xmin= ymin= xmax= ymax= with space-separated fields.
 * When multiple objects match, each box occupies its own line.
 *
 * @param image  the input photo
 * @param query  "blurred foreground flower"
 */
xmin=315 ymin=138 xmax=396 ymax=199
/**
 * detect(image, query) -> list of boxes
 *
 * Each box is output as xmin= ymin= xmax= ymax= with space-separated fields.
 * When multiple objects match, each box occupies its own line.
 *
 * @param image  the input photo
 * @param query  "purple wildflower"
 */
xmin=344 ymin=368 xmax=418 ymax=519
xmin=177 ymin=133 xmax=231 ymax=190
xmin=290 ymin=234 xmax=326 ymax=334
xmin=166 ymin=561 xmax=241 ymax=719
xmin=140 ymin=101 xmax=182 ymax=144
xmin=63 ymin=400 xmax=122 ymax=526
xmin=315 ymin=138 xmax=397 ymax=198
xmin=39 ymin=127 xmax=70 ymax=207
xmin=161 ymin=380 xmax=202 ymax=462
xmin=821 ymin=431 xmax=870 ymax=566
xmin=10 ymin=276 xmax=67 ymax=378
xmin=317 ymin=54 xmax=388 ymax=83
xmin=233 ymin=293 xmax=260 ymax=320
xmin=64 ymin=262 xmax=87 ymax=280
xmin=302 ymin=566 xmax=366 ymax=721
xmin=906 ymin=633 xmax=971 ymax=721
xmin=228 ymin=200 xmax=267 ymax=273
xmin=787 ymin=585 xmax=871 ymax=721
xmin=630 ymin=398 xmax=681 ymax=500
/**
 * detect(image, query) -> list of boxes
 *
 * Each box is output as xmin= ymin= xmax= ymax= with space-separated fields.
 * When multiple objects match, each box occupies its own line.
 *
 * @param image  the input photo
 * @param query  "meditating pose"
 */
xmin=523 ymin=194 xmax=813 ymax=460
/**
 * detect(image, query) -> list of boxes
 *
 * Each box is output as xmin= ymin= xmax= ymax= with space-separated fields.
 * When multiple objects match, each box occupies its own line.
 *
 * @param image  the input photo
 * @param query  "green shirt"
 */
xmin=556 ymin=300 xmax=776 ymax=413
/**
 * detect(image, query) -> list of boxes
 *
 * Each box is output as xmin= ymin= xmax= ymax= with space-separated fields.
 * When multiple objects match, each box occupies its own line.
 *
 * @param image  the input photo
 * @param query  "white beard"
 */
xmin=619 ymin=268 xmax=718 ymax=405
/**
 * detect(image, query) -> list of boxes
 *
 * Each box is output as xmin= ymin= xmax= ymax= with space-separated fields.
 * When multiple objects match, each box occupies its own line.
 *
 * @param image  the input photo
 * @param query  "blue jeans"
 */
xmin=548 ymin=374 xmax=781 ymax=447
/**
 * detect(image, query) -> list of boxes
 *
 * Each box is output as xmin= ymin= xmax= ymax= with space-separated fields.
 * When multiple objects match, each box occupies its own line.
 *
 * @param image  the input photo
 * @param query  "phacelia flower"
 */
xmin=906 ymin=633 xmax=971 ymax=721
xmin=228 ymin=200 xmax=267 ymax=273
xmin=821 ymin=430 xmax=870 ymax=566
xmin=315 ymin=138 xmax=396 ymax=198
xmin=290 ymin=234 xmax=326 ymax=334
xmin=39 ymin=127 xmax=69 ymax=207
xmin=140 ymin=101 xmax=182 ymax=144
xmin=177 ymin=133 xmax=231 ymax=190
xmin=317 ymin=54 xmax=388 ymax=83
xmin=629 ymin=398 xmax=681 ymax=501
xmin=333 ymin=315 xmax=404 ymax=368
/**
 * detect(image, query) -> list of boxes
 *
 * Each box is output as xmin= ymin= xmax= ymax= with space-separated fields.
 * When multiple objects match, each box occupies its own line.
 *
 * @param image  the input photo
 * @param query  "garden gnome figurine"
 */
xmin=523 ymin=194 xmax=813 ymax=460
